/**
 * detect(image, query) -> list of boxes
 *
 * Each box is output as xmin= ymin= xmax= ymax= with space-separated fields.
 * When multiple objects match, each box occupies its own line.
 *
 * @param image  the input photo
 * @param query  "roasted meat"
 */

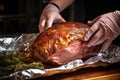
xmin=31 ymin=22 xmax=101 ymax=65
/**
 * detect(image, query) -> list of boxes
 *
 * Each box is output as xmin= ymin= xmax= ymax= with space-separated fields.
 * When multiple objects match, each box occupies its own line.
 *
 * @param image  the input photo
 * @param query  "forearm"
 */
xmin=50 ymin=0 xmax=74 ymax=12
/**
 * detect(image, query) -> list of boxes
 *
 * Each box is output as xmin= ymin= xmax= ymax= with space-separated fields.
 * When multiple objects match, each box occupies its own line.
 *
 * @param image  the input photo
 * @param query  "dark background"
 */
xmin=0 ymin=0 xmax=70 ymax=34
xmin=0 ymin=0 xmax=120 ymax=45
xmin=0 ymin=0 xmax=120 ymax=33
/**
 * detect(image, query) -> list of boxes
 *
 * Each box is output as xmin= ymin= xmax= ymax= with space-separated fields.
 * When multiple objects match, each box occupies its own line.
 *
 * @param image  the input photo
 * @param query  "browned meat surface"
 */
xmin=31 ymin=22 xmax=100 ymax=65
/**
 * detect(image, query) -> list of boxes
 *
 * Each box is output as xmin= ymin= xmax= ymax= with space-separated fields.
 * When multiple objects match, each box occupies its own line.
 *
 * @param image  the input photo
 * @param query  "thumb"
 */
xmin=54 ymin=16 xmax=66 ymax=23
xmin=87 ymin=16 xmax=100 ymax=25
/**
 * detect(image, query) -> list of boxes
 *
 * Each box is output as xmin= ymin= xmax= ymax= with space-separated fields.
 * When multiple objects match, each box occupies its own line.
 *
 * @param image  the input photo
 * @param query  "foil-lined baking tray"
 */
xmin=0 ymin=33 xmax=120 ymax=80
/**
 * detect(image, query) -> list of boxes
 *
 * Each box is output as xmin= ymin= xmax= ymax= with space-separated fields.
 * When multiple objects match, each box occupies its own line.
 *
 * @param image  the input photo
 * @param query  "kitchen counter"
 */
xmin=33 ymin=63 xmax=120 ymax=80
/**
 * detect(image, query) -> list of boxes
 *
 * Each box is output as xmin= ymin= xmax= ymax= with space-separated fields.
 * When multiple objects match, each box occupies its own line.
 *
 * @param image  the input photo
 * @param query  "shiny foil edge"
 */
xmin=0 ymin=33 xmax=120 ymax=80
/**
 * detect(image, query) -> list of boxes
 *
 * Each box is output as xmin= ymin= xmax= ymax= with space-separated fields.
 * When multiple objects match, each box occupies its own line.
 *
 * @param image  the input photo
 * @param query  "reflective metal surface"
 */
xmin=0 ymin=33 xmax=120 ymax=80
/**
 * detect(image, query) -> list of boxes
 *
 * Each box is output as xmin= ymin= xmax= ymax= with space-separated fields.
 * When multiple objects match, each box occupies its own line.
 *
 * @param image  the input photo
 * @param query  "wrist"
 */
xmin=49 ymin=3 xmax=60 ymax=11
xmin=46 ymin=3 xmax=60 ymax=13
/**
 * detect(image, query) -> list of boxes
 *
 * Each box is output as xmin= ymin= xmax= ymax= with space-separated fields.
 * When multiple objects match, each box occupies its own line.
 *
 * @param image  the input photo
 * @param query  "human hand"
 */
xmin=84 ymin=10 xmax=120 ymax=52
xmin=39 ymin=4 xmax=65 ymax=32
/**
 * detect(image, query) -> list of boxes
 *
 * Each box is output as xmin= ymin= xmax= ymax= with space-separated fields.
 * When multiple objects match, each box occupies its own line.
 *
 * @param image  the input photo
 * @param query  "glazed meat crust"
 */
xmin=31 ymin=22 xmax=90 ymax=64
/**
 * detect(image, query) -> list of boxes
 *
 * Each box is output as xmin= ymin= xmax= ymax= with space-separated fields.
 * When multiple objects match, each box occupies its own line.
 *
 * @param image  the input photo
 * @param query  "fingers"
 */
xmin=87 ymin=22 xmax=106 ymax=47
xmin=85 ymin=12 xmax=120 ymax=52
xmin=39 ymin=16 xmax=65 ymax=32
xmin=84 ymin=22 xmax=99 ymax=42
xmin=39 ymin=15 xmax=54 ymax=32
xmin=85 ymin=19 xmax=112 ymax=52
xmin=39 ymin=17 xmax=46 ymax=32
xmin=101 ymin=39 xmax=112 ymax=52
xmin=39 ymin=12 xmax=65 ymax=32
xmin=46 ymin=16 xmax=54 ymax=28
xmin=39 ymin=14 xmax=53 ymax=32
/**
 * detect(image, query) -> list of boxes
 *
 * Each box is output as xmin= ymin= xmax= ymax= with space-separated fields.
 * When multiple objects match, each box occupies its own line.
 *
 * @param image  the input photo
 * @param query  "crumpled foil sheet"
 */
xmin=0 ymin=33 xmax=120 ymax=80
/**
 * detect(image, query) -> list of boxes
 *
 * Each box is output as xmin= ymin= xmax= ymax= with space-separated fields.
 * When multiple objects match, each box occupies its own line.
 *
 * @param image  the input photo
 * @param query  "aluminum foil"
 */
xmin=0 ymin=33 xmax=120 ymax=80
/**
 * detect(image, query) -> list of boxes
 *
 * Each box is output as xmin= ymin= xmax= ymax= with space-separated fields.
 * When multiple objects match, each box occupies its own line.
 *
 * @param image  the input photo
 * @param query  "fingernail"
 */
xmin=84 ymin=36 xmax=89 ymax=41
xmin=87 ymin=21 xmax=91 ymax=23
xmin=84 ymin=38 xmax=88 ymax=41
